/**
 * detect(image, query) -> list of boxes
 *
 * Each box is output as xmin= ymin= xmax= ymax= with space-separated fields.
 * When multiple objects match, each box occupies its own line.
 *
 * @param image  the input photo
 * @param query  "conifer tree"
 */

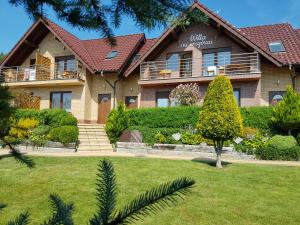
xmin=272 ymin=86 xmax=300 ymax=135
xmin=197 ymin=76 xmax=243 ymax=168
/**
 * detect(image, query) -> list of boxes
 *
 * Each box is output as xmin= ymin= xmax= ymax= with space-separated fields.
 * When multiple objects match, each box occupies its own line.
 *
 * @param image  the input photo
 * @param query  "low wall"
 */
xmin=116 ymin=142 xmax=255 ymax=160
xmin=15 ymin=142 xmax=76 ymax=153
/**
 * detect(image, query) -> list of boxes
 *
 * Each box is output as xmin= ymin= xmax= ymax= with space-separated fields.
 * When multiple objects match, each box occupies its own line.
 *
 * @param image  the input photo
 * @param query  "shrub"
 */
xmin=272 ymin=86 xmax=300 ymax=135
xmin=9 ymin=118 xmax=39 ymax=140
xmin=240 ymin=107 xmax=273 ymax=131
xmin=155 ymin=132 xmax=166 ymax=144
xmin=255 ymin=135 xmax=298 ymax=160
xmin=234 ymin=132 xmax=267 ymax=155
xmin=181 ymin=132 xmax=200 ymax=145
xmin=197 ymin=75 xmax=243 ymax=168
xmin=13 ymin=109 xmax=71 ymax=128
xmin=128 ymin=106 xmax=200 ymax=128
xmin=256 ymin=145 xmax=300 ymax=161
xmin=105 ymin=103 xmax=129 ymax=144
xmin=297 ymin=133 xmax=300 ymax=146
xmin=32 ymin=125 xmax=51 ymax=136
xmin=266 ymin=135 xmax=297 ymax=150
xmin=241 ymin=127 xmax=259 ymax=139
xmin=49 ymin=127 xmax=60 ymax=142
xmin=49 ymin=126 xmax=79 ymax=144
xmin=59 ymin=114 xmax=78 ymax=126
xmin=169 ymin=83 xmax=201 ymax=106
xmin=128 ymin=126 xmax=182 ymax=145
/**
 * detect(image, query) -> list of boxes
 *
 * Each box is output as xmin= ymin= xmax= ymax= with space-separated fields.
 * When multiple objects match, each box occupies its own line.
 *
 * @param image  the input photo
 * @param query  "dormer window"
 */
xmin=106 ymin=50 xmax=118 ymax=59
xmin=268 ymin=41 xmax=285 ymax=53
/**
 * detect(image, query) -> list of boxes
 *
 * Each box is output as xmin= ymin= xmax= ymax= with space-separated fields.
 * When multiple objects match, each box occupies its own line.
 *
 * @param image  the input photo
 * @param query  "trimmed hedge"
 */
xmin=128 ymin=106 xmax=273 ymax=130
xmin=128 ymin=106 xmax=200 ymax=128
xmin=240 ymin=107 xmax=273 ymax=131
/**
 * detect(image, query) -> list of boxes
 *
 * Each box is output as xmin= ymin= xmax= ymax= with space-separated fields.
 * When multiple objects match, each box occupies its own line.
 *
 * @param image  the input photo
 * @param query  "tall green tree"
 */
xmin=272 ymin=86 xmax=300 ymax=135
xmin=9 ymin=0 xmax=191 ymax=44
xmin=0 ymin=52 xmax=6 ymax=62
xmin=197 ymin=76 xmax=243 ymax=168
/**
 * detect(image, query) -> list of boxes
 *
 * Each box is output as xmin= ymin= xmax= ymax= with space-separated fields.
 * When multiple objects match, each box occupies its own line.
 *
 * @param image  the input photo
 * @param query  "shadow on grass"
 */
xmin=191 ymin=158 xmax=232 ymax=168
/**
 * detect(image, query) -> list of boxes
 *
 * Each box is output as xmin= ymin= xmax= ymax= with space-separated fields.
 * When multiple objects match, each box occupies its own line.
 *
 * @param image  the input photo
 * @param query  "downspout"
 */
xmin=289 ymin=64 xmax=297 ymax=90
xmin=97 ymin=70 xmax=122 ymax=109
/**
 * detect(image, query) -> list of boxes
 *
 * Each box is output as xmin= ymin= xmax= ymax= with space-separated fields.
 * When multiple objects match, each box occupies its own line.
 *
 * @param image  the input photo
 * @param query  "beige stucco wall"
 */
xmin=260 ymin=62 xmax=293 ymax=105
xmin=21 ymin=32 xmax=86 ymax=79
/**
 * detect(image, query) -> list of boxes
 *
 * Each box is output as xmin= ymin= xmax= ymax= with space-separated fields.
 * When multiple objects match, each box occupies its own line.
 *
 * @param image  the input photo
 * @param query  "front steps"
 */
xmin=77 ymin=124 xmax=114 ymax=151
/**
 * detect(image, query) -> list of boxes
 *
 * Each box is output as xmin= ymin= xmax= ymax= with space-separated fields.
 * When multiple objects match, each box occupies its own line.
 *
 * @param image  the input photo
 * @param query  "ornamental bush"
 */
xmin=59 ymin=114 xmax=78 ymax=126
xmin=49 ymin=126 xmax=79 ymax=144
xmin=13 ymin=109 xmax=74 ymax=128
xmin=197 ymin=75 xmax=243 ymax=168
xmin=105 ymin=103 xmax=129 ymax=144
xmin=9 ymin=118 xmax=39 ymax=140
xmin=255 ymin=135 xmax=298 ymax=160
xmin=169 ymin=83 xmax=201 ymax=106
xmin=272 ymin=86 xmax=300 ymax=135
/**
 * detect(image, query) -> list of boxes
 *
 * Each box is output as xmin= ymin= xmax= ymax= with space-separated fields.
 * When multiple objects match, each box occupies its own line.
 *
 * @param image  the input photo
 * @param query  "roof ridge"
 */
xmin=81 ymin=33 xmax=145 ymax=42
xmin=240 ymin=23 xmax=292 ymax=30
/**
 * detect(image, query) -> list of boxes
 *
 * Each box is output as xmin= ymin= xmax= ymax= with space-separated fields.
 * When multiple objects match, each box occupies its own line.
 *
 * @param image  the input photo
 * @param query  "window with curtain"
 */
xmin=50 ymin=92 xmax=72 ymax=112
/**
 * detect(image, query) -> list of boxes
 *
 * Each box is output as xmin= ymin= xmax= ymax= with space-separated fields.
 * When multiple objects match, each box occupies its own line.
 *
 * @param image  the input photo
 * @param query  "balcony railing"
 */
xmin=0 ymin=62 xmax=82 ymax=83
xmin=140 ymin=52 xmax=260 ymax=81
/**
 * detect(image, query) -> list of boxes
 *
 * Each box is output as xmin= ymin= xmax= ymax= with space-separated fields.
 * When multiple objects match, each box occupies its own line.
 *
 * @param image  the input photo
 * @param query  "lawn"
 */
xmin=0 ymin=156 xmax=300 ymax=225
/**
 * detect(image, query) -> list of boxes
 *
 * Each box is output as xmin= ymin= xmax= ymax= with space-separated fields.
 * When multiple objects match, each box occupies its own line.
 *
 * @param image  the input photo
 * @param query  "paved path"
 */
xmin=1 ymin=149 xmax=300 ymax=167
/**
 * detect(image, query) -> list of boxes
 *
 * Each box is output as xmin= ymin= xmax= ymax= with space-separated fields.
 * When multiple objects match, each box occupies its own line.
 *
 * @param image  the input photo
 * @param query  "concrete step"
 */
xmin=80 ymin=140 xmax=110 ymax=145
xmin=78 ymin=146 xmax=114 ymax=151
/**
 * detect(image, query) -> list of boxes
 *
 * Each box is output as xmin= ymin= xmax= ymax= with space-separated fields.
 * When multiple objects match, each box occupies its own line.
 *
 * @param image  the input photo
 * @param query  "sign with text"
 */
xmin=179 ymin=33 xmax=213 ymax=48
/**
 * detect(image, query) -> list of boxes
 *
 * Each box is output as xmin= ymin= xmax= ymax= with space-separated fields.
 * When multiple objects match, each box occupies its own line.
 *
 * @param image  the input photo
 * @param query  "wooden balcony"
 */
xmin=0 ymin=62 xmax=84 ymax=88
xmin=139 ymin=52 xmax=261 ymax=85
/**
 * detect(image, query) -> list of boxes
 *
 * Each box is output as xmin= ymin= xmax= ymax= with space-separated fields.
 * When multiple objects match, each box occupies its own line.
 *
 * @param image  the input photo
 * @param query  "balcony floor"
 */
xmin=5 ymin=78 xmax=85 ymax=88
xmin=138 ymin=73 xmax=261 ymax=86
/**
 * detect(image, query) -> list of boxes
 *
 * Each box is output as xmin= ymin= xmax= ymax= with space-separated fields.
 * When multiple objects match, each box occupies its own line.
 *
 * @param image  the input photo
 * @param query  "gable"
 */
xmin=124 ymin=2 xmax=283 ymax=77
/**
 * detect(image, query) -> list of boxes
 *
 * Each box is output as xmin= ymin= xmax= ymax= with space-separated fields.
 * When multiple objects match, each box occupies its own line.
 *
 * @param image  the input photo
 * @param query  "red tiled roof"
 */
xmin=123 ymin=38 xmax=159 ymax=74
xmin=82 ymin=33 xmax=145 ymax=72
xmin=44 ymin=18 xmax=97 ymax=72
xmin=240 ymin=24 xmax=300 ymax=65
xmin=44 ymin=19 xmax=145 ymax=73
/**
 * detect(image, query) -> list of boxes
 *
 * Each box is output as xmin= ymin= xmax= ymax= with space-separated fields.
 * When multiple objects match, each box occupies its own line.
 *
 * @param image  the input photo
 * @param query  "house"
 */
xmin=1 ymin=2 xmax=300 ymax=124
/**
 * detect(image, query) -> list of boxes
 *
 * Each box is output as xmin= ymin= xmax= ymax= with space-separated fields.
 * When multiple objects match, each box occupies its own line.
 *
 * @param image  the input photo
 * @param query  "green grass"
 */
xmin=0 ymin=156 xmax=300 ymax=225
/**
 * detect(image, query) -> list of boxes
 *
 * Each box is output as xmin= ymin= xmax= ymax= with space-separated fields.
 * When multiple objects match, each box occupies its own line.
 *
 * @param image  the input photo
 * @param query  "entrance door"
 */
xmin=98 ymin=94 xmax=111 ymax=124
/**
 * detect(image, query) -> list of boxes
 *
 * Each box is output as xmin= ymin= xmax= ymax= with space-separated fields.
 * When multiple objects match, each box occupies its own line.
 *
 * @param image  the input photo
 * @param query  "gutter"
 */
xmin=95 ymin=70 xmax=123 ymax=109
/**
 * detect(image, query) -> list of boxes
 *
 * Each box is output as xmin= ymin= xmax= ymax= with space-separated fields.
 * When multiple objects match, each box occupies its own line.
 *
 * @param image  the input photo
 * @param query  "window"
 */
xmin=50 ymin=92 xmax=72 ymax=112
xmin=233 ymin=88 xmax=241 ymax=106
xmin=166 ymin=52 xmax=192 ymax=77
xmin=55 ymin=56 xmax=76 ymax=77
xmin=106 ymin=50 xmax=118 ymax=59
xmin=203 ymin=48 xmax=231 ymax=76
xmin=166 ymin=53 xmax=180 ymax=71
xmin=156 ymin=91 xmax=170 ymax=107
xmin=125 ymin=96 xmax=138 ymax=109
xmin=269 ymin=91 xmax=286 ymax=105
xmin=268 ymin=41 xmax=285 ymax=53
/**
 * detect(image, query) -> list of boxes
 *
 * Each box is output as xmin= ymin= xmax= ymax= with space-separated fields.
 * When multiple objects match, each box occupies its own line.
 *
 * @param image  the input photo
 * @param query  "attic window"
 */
xmin=268 ymin=41 xmax=285 ymax=53
xmin=106 ymin=50 xmax=118 ymax=59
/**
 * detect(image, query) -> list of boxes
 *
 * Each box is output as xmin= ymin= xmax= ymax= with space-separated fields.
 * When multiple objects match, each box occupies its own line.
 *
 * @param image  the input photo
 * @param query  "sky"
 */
xmin=1 ymin=0 xmax=300 ymax=54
